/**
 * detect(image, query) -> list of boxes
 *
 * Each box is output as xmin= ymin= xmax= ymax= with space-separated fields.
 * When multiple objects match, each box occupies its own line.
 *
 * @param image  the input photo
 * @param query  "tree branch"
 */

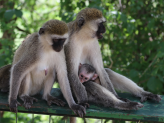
xmin=16 ymin=26 xmax=30 ymax=34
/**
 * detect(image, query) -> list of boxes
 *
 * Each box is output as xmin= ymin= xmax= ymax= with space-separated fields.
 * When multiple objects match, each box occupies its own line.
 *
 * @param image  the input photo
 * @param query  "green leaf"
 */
xmin=15 ymin=9 xmax=23 ymax=18
xmin=147 ymin=77 xmax=163 ymax=92
xmin=157 ymin=75 xmax=164 ymax=82
xmin=4 ymin=9 xmax=15 ymax=21
xmin=121 ymin=14 xmax=127 ymax=22
xmin=129 ymin=69 xmax=138 ymax=78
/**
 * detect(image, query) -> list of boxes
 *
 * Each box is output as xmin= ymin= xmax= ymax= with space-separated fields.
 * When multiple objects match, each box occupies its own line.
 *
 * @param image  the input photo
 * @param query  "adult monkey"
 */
xmin=65 ymin=8 xmax=161 ymax=107
xmin=7 ymin=20 xmax=85 ymax=117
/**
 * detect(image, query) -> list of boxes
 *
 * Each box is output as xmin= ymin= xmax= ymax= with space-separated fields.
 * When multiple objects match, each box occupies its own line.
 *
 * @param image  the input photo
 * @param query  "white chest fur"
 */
xmin=37 ymin=50 xmax=57 ymax=72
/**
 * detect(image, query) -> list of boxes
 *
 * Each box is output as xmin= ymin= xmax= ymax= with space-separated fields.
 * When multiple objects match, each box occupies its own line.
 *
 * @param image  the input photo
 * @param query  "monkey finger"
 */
xmin=73 ymin=110 xmax=78 ymax=116
xmin=140 ymin=97 xmax=147 ymax=103
xmin=137 ymin=103 xmax=144 ymax=108
xmin=59 ymin=101 xmax=66 ymax=107
xmin=77 ymin=110 xmax=83 ymax=118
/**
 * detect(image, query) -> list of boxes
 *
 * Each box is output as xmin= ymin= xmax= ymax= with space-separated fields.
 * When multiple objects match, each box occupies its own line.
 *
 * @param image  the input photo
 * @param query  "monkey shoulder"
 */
xmin=13 ymin=33 xmax=40 ymax=64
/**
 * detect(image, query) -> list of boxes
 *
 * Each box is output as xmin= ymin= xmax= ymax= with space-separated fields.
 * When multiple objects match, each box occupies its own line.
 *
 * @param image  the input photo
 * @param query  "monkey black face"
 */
xmin=96 ymin=22 xmax=106 ymax=39
xmin=52 ymin=38 xmax=66 ymax=52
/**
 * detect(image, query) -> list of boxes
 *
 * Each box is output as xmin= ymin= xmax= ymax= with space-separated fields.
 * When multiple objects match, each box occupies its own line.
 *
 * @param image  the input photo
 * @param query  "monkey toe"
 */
xmin=141 ymin=92 xmax=161 ymax=102
xmin=47 ymin=96 xmax=65 ymax=107
xmin=129 ymin=102 xmax=143 ymax=110
xmin=52 ymin=99 xmax=65 ymax=106
xmin=118 ymin=97 xmax=131 ymax=102
xmin=140 ymin=97 xmax=147 ymax=103
xmin=137 ymin=103 xmax=144 ymax=108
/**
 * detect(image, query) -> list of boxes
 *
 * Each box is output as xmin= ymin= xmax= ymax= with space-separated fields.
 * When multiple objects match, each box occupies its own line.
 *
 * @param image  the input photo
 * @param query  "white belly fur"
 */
xmin=28 ymin=50 xmax=57 ymax=95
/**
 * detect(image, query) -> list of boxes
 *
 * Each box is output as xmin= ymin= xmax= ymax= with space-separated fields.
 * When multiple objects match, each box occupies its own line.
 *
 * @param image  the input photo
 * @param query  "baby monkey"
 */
xmin=78 ymin=63 xmax=144 ymax=110
xmin=78 ymin=63 xmax=100 ymax=85
xmin=78 ymin=63 xmax=99 ymax=83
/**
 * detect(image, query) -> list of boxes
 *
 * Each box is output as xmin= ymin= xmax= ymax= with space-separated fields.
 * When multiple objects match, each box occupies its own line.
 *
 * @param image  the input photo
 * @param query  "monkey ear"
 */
xmin=78 ymin=17 xmax=85 ymax=27
xmin=39 ymin=28 xmax=45 ymax=35
xmin=92 ymin=74 xmax=98 ymax=80
xmin=79 ymin=63 xmax=82 ymax=69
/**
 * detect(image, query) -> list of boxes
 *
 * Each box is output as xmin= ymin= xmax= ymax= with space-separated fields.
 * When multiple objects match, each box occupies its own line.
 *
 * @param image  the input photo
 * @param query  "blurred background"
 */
xmin=0 ymin=0 xmax=164 ymax=122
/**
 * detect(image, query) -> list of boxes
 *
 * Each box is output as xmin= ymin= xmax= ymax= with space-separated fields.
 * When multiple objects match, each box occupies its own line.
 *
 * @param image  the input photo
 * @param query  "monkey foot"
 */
xmin=115 ymin=101 xmax=144 ymax=110
xmin=47 ymin=95 xmax=65 ymax=106
xmin=71 ymin=104 xmax=86 ymax=118
xmin=9 ymin=98 xmax=21 ymax=113
xmin=117 ymin=97 xmax=131 ymax=102
xmin=78 ymin=102 xmax=90 ymax=108
xmin=140 ymin=92 xmax=161 ymax=103
xmin=20 ymin=95 xmax=38 ymax=109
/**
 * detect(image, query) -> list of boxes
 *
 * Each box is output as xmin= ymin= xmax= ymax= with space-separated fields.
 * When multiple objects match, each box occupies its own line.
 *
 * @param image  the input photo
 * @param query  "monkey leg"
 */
xmin=42 ymin=72 xmax=66 ymax=107
xmin=83 ymin=81 xmax=143 ymax=110
xmin=19 ymin=74 xmax=38 ymax=109
xmin=105 ymin=68 xmax=161 ymax=102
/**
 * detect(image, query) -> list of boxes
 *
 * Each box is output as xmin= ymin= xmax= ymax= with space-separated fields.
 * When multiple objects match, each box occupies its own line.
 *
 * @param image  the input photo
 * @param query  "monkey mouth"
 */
xmin=52 ymin=45 xmax=63 ymax=52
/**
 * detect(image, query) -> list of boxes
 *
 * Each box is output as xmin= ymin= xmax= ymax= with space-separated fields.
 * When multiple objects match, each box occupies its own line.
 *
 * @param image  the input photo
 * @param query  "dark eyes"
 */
xmin=81 ymin=75 xmax=88 ymax=80
xmin=53 ymin=39 xmax=58 ymax=42
xmin=52 ymin=39 xmax=66 ymax=42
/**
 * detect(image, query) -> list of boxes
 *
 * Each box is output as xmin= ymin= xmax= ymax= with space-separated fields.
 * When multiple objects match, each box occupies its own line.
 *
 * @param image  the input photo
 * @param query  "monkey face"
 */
xmin=96 ymin=22 xmax=106 ymax=39
xmin=51 ymin=38 xmax=66 ymax=52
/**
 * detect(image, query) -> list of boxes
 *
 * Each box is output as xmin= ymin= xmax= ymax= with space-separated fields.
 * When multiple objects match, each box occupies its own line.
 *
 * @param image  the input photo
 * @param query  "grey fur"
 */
xmin=83 ymin=81 xmax=144 ymax=110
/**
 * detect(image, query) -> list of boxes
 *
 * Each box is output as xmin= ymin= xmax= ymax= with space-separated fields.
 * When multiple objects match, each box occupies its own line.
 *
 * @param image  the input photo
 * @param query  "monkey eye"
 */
xmin=81 ymin=75 xmax=83 ymax=77
xmin=52 ymin=39 xmax=58 ymax=42
xmin=85 ymin=78 xmax=87 ymax=80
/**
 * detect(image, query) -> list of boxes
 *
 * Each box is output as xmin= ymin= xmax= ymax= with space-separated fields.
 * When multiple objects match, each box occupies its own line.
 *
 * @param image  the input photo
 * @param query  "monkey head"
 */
xmin=78 ymin=63 xmax=98 ymax=83
xmin=75 ymin=8 xmax=106 ymax=39
xmin=38 ymin=20 xmax=68 ymax=52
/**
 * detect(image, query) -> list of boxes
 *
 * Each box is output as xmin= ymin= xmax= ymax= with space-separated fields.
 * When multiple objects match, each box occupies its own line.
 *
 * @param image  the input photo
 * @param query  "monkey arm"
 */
xmin=9 ymin=56 xmax=37 ymax=112
xmin=88 ymin=41 xmax=117 ymax=96
xmin=65 ymin=44 xmax=88 ymax=105
xmin=56 ymin=60 xmax=86 ymax=117
xmin=105 ymin=68 xmax=161 ymax=102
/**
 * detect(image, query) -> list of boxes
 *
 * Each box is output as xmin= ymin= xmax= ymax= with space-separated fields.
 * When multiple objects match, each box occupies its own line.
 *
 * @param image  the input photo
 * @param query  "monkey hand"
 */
xmin=70 ymin=104 xmax=86 ymax=118
xmin=140 ymin=92 xmax=161 ymax=103
xmin=9 ymin=98 xmax=21 ymax=113
xmin=47 ymin=95 xmax=66 ymax=107
xmin=20 ymin=95 xmax=38 ymax=109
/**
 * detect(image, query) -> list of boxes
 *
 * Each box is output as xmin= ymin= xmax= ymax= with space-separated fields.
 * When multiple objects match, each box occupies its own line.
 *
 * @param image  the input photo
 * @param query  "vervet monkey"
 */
xmin=65 ymin=8 xmax=161 ymax=107
xmin=8 ymin=20 xmax=85 ymax=117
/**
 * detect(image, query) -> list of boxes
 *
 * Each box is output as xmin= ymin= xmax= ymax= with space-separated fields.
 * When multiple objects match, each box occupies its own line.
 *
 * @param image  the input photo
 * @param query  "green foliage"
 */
xmin=0 ymin=0 xmax=164 ymax=122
